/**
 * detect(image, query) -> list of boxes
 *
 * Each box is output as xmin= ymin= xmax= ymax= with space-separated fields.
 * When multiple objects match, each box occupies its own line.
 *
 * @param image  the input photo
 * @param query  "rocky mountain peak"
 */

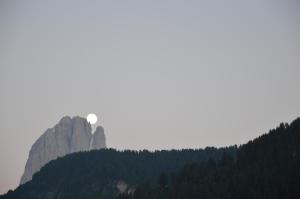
xmin=20 ymin=116 xmax=106 ymax=185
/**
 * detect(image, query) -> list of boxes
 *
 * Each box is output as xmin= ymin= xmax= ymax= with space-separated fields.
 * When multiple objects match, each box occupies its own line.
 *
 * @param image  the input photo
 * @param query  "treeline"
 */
xmin=1 ymin=146 xmax=236 ymax=199
xmin=118 ymin=118 xmax=300 ymax=199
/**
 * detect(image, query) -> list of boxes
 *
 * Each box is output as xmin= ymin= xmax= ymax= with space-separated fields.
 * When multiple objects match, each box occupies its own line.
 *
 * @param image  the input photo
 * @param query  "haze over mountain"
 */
xmin=20 ymin=116 xmax=106 ymax=185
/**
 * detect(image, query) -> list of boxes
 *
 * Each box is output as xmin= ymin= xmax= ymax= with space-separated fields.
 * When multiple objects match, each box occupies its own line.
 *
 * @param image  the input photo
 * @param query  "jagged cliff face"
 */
xmin=20 ymin=116 xmax=106 ymax=185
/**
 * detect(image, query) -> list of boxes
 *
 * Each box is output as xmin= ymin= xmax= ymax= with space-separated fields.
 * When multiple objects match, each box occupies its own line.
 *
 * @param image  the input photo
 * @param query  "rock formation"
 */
xmin=91 ymin=126 xmax=106 ymax=150
xmin=20 ymin=116 xmax=106 ymax=185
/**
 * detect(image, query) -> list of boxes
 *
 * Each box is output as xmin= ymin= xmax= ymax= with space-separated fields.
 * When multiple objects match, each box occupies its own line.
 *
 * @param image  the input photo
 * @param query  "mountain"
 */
xmin=1 ymin=117 xmax=299 ymax=199
xmin=20 ymin=116 xmax=106 ymax=185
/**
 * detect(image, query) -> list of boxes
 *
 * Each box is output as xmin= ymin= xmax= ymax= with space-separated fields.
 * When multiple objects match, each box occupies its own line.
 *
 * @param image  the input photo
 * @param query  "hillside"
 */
xmin=1 ymin=118 xmax=299 ymax=199
xmin=1 ymin=147 xmax=236 ymax=199
xmin=118 ymin=118 xmax=300 ymax=199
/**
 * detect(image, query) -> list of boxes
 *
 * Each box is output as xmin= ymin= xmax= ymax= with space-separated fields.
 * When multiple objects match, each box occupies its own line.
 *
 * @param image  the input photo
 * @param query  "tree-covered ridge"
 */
xmin=2 ymin=118 xmax=299 ymax=199
xmin=1 ymin=146 xmax=236 ymax=199
xmin=118 ymin=118 xmax=300 ymax=199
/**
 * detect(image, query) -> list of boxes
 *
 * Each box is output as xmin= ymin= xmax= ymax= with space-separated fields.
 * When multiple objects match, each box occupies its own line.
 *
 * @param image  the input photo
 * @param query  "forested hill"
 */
xmin=1 ymin=146 xmax=236 ymax=199
xmin=118 ymin=118 xmax=300 ymax=199
xmin=2 ymin=118 xmax=299 ymax=199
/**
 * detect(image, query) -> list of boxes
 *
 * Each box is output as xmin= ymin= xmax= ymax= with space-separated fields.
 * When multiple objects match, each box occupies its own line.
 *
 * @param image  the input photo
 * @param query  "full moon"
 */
xmin=87 ymin=113 xmax=97 ymax=124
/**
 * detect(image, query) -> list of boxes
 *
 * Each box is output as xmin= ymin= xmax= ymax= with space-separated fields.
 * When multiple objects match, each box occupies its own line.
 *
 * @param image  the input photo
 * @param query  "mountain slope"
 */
xmin=1 ymin=147 xmax=236 ymax=199
xmin=118 ymin=118 xmax=300 ymax=199
xmin=2 ymin=118 xmax=299 ymax=199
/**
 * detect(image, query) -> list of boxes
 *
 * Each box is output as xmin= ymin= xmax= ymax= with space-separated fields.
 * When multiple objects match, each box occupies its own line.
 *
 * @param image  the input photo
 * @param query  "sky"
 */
xmin=1 ymin=0 xmax=300 ymax=194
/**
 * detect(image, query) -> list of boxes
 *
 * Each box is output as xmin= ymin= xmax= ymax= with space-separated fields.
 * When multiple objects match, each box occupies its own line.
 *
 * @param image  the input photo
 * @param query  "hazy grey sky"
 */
xmin=1 ymin=0 xmax=300 ymax=194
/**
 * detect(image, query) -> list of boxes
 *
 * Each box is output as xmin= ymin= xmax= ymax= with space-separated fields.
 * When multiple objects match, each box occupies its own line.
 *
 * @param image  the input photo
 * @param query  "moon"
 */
xmin=87 ymin=113 xmax=97 ymax=124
